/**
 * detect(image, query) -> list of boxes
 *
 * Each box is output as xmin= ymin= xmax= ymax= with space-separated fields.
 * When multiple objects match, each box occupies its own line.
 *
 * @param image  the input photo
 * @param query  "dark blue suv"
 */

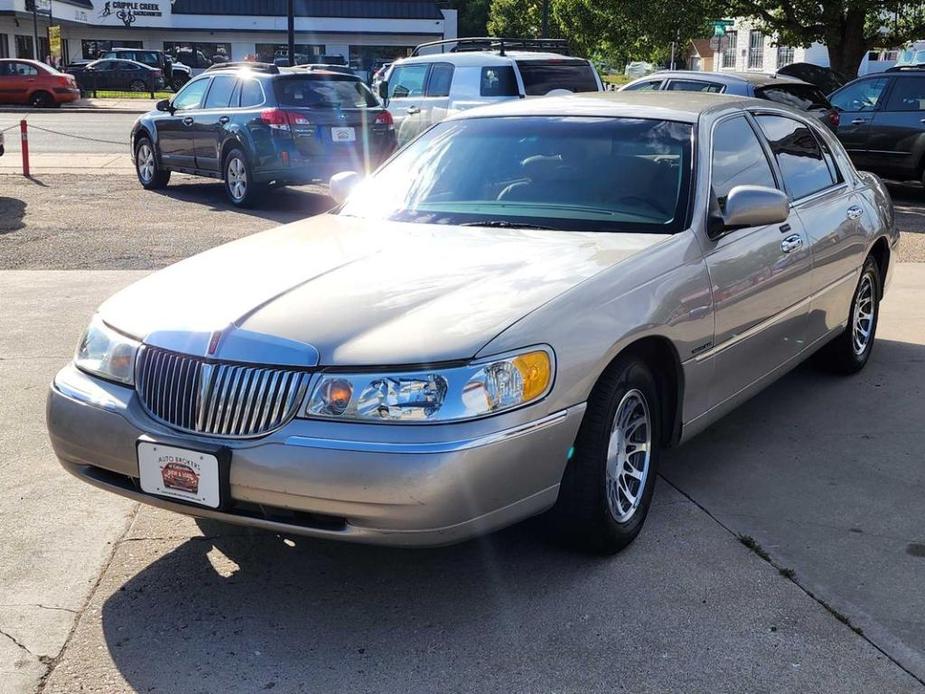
xmin=130 ymin=62 xmax=397 ymax=206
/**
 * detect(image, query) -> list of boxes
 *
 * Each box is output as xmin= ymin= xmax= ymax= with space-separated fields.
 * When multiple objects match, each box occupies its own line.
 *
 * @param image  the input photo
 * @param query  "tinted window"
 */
xmin=667 ymin=79 xmax=724 ymax=93
xmin=711 ymin=116 xmax=777 ymax=208
xmin=757 ymin=84 xmax=831 ymax=110
xmin=341 ymin=116 xmax=693 ymax=235
xmin=1 ymin=62 xmax=37 ymax=76
xmin=388 ymin=64 xmax=428 ymax=98
xmin=240 ymin=78 xmax=264 ymax=107
xmin=830 ymin=77 xmax=889 ymax=112
xmin=171 ymin=78 xmax=208 ymax=110
xmin=137 ymin=52 xmax=160 ymax=67
xmin=623 ymin=80 xmax=663 ymax=92
xmin=885 ymin=77 xmax=925 ymax=111
xmin=756 ymin=115 xmax=836 ymax=199
xmin=204 ymin=75 xmax=236 ymax=108
xmin=274 ymin=76 xmax=378 ymax=108
xmin=480 ymin=66 xmax=518 ymax=96
xmin=516 ymin=60 xmax=598 ymax=95
xmin=426 ymin=63 xmax=454 ymax=97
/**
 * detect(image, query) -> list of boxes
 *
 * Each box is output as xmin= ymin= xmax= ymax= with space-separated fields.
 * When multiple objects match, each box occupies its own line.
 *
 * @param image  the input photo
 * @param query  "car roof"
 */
xmin=392 ymin=51 xmax=588 ymax=68
xmin=640 ymin=71 xmax=811 ymax=87
xmin=448 ymin=90 xmax=775 ymax=123
xmin=89 ymin=58 xmax=153 ymax=69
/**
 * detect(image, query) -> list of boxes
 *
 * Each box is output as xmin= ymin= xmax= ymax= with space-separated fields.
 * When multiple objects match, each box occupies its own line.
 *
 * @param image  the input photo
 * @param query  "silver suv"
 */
xmin=380 ymin=38 xmax=604 ymax=144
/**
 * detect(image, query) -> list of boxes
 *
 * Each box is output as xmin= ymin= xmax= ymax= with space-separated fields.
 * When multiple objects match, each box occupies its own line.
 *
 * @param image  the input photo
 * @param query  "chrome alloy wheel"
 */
xmin=605 ymin=389 xmax=652 ymax=523
xmin=136 ymin=143 xmax=155 ymax=184
xmin=852 ymin=272 xmax=875 ymax=356
xmin=227 ymin=156 xmax=247 ymax=202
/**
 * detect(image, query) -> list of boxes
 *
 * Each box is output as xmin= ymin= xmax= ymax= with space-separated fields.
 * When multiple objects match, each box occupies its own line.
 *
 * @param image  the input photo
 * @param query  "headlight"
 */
xmin=305 ymin=348 xmax=553 ymax=423
xmin=74 ymin=315 xmax=140 ymax=386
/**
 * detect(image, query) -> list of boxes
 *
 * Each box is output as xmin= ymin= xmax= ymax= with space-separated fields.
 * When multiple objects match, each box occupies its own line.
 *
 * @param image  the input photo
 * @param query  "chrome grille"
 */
xmin=136 ymin=346 xmax=309 ymax=438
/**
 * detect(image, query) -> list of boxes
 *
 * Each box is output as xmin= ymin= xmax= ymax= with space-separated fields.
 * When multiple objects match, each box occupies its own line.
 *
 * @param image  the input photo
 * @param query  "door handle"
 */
xmin=182 ymin=116 xmax=194 ymax=126
xmin=850 ymin=118 xmax=869 ymax=125
xmin=847 ymin=205 xmax=864 ymax=220
xmin=781 ymin=234 xmax=804 ymax=253
xmin=218 ymin=116 xmax=229 ymax=124
xmin=406 ymin=106 xmax=421 ymax=115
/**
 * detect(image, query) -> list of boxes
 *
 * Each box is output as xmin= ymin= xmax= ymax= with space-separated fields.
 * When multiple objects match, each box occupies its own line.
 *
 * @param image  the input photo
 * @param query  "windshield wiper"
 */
xmin=460 ymin=220 xmax=552 ymax=230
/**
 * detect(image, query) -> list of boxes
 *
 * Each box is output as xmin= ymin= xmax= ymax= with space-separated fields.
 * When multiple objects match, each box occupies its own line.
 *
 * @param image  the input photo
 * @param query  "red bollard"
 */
xmin=20 ymin=119 xmax=29 ymax=178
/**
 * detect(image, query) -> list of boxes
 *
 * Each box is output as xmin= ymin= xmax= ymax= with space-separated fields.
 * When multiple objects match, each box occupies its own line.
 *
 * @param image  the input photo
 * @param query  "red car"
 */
xmin=0 ymin=58 xmax=80 ymax=107
xmin=161 ymin=461 xmax=200 ymax=494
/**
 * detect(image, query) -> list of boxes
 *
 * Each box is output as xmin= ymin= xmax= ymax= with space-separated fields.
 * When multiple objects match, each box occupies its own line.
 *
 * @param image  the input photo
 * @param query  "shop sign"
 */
xmin=97 ymin=1 xmax=164 ymax=27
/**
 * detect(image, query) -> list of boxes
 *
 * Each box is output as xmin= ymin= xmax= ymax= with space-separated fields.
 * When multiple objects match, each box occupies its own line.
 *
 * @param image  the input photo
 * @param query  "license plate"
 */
xmin=331 ymin=126 xmax=356 ymax=143
xmin=138 ymin=442 xmax=221 ymax=509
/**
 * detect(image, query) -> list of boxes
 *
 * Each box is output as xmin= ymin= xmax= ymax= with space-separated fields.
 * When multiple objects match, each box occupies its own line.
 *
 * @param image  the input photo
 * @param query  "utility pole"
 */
xmin=287 ymin=0 xmax=295 ymax=66
xmin=541 ymin=0 xmax=550 ymax=38
xmin=31 ymin=0 xmax=39 ymax=61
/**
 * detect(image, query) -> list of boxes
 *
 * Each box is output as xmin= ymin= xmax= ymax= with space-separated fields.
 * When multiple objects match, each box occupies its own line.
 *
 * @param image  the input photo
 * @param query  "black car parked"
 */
xmin=99 ymin=48 xmax=182 ymax=88
xmin=830 ymin=69 xmax=925 ymax=184
xmin=68 ymin=59 xmax=165 ymax=94
xmin=130 ymin=63 xmax=397 ymax=206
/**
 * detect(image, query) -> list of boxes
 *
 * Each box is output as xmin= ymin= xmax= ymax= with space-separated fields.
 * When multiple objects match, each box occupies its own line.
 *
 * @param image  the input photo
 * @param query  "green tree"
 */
xmin=445 ymin=0 xmax=492 ymax=37
xmin=727 ymin=0 xmax=925 ymax=77
xmin=487 ymin=0 xmax=559 ymax=38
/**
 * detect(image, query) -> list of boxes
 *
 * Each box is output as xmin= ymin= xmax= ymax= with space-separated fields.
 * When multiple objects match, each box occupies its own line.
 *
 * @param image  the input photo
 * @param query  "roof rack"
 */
xmin=411 ymin=37 xmax=570 ymax=57
xmin=886 ymin=65 xmax=925 ymax=72
xmin=205 ymin=61 xmax=279 ymax=74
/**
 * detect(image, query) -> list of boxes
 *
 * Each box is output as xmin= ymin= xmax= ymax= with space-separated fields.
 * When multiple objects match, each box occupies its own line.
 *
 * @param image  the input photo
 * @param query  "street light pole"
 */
xmin=31 ymin=1 xmax=39 ymax=61
xmin=541 ymin=0 xmax=549 ymax=38
xmin=287 ymin=0 xmax=295 ymax=66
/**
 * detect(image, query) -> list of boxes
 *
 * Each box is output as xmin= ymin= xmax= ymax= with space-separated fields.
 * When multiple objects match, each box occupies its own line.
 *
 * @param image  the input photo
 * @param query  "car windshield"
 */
xmin=340 ymin=116 xmax=693 ymax=234
xmin=274 ymin=75 xmax=378 ymax=108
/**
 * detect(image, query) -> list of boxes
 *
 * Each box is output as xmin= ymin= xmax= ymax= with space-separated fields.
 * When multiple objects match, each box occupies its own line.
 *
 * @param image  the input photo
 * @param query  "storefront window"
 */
xmin=164 ymin=42 xmax=232 ymax=69
xmin=254 ymin=43 xmax=324 ymax=66
xmin=81 ymin=39 xmax=143 ymax=59
xmin=0 ymin=34 xmax=9 ymax=59
xmin=16 ymin=35 xmax=34 ymax=59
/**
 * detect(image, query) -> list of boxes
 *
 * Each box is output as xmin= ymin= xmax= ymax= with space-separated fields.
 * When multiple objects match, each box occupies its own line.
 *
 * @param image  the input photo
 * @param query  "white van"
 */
xmin=380 ymin=38 xmax=604 ymax=144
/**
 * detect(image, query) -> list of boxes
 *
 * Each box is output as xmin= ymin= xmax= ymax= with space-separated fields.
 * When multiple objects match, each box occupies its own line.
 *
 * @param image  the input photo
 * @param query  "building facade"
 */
xmin=0 ymin=0 xmax=457 ymax=76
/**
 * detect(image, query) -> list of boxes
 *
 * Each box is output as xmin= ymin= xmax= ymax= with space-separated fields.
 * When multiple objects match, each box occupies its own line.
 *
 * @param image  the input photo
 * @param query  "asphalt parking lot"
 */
xmin=2 ymin=172 xmax=925 ymax=693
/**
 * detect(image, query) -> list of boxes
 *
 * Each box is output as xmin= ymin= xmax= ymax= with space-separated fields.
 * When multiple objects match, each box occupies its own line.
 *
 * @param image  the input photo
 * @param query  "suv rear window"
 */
xmin=516 ymin=60 xmax=598 ymax=95
xmin=274 ymin=75 xmax=378 ymax=108
xmin=757 ymin=84 xmax=831 ymax=111
xmin=480 ymin=66 xmax=518 ymax=97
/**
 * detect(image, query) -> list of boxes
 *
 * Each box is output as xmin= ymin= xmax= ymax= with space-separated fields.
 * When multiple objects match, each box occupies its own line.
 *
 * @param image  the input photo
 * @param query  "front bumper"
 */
xmin=48 ymin=365 xmax=585 ymax=547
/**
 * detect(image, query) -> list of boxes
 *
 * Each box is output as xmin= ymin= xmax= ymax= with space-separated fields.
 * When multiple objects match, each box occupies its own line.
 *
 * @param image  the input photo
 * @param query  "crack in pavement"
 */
xmin=0 ymin=625 xmax=34 ymax=656
xmin=0 ymin=604 xmax=79 ymax=614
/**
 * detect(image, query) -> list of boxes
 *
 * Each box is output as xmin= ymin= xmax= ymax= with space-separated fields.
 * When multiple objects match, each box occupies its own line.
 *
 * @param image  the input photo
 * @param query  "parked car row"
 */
xmin=66 ymin=58 xmax=166 ymax=94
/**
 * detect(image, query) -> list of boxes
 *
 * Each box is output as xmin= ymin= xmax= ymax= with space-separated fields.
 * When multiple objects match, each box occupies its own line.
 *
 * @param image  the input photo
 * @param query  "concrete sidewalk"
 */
xmin=0 ymin=152 xmax=133 ymax=175
xmin=0 ymin=98 xmax=156 ymax=115
xmin=1 ymin=265 xmax=924 ymax=693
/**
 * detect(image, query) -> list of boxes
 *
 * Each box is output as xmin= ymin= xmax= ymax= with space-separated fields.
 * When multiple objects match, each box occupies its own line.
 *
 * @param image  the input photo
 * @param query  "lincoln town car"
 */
xmin=47 ymin=92 xmax=897 ymax=553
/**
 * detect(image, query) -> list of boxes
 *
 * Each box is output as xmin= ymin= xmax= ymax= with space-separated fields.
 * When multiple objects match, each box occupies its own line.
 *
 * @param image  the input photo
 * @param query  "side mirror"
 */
xmin=710 ymin=185 xmax=790 ymax=239
xmin=378 ymin=80 xmax=389 ymax=102
xmin=329 ymin=171 xmax=361 ymax=205
xmin=155 ymin=98 xmax=173 ymax=113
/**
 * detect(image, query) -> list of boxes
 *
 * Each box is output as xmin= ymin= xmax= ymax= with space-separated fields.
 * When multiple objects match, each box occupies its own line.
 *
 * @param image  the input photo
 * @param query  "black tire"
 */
xmin=30 ymin=91 xmax=53 ymax=108
xmin=223 ymin=147 xmax=264 ymax=207
xmin=548 ymin=355 xmax=661 ymax=554
xmin=129 ymin=79 xmax=147 ymax=93
xmin=814 ymin=255 xmax=881 ymax=374
xmin=134 ymin=136 xmax=170 ymax=190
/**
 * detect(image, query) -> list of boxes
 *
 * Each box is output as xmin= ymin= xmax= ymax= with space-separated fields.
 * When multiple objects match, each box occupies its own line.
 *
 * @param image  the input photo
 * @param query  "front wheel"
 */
xmin=223 ymin=148 xmax=264 ymax=207
xmin=548 ymin=356 xmax=661 ymax=554
xmin=134 ymin=137 xmax=170 ymax=189
xmin=814 ymin=256 xmax=881 ymax=373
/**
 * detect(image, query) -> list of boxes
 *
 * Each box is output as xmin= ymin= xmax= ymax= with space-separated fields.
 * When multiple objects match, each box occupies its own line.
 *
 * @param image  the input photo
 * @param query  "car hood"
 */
xmin=100 ymin=214 xmax=667 ymax=366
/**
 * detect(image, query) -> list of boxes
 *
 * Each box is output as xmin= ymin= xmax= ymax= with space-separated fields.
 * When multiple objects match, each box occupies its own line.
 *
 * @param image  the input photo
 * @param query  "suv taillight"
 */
xmin=827 ymin=109 xmax=840 ymax=128
xmin=374 ymin=110 xmax=394 ymax=131
xmin=260 ymin=108 xmax=314 ymax=134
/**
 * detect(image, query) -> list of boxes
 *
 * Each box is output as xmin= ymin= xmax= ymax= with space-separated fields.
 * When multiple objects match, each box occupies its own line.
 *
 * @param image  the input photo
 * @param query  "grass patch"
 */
xmin=601 ymin=74 xmax=632 ymax=87
xmin=90 ymin=90 xmax=174 ymax=100
xmin=738 ymin=534 xmax=771 ymax=562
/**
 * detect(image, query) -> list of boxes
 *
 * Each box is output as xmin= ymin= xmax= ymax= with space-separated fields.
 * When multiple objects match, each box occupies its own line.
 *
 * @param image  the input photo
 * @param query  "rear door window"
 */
xmin=667 ymin=79 xmax=724 ymax=93
xmin=885 ymin=77 xmax=925 ymax=111
xmin=516 ymin=60 xmax=599 ymax=95
xmin=480 ymin=66 xmax=518 ymax=96
xmin=388 ymin=64 xmax=428 ymax=98
xmin=239 ymin=79 xmax=264 ymax=108
xmin=756 ymin=114 xmax=837 ymax=199
xmin=757 ymin=84 xmax=832 ymax=110
xmin=204 ymin=75 xmax=236 ymax=108
xmin=426 ymin=63 xmax=454 ymax=97
xmin=275 ymin=76 xmax=378 ymax=108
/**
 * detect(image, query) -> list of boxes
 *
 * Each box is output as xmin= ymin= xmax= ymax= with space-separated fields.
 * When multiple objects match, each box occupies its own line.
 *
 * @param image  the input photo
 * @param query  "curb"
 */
xmin=0 ymin=108 xmax=147 ymax=115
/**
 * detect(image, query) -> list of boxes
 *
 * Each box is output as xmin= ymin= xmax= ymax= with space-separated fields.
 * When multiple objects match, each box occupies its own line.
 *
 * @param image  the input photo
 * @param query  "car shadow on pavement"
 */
xmin=0 ymin=196 xmax=26 ymax=233
xmin=155 ymin=180 xmax=335 ymax=224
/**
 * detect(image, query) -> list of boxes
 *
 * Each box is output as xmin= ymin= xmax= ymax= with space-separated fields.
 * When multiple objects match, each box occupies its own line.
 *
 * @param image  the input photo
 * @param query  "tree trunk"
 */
xmin=824 ymin=8 xmax=870 ymax=80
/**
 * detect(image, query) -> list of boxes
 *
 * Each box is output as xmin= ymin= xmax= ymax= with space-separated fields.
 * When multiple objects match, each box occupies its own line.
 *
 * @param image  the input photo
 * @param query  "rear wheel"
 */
xmin=548 ymin=356 xmax=661 ymax=554
xmin=30 ymin=91 xmax=53 ymax=108
xmin=134 ymin=136 xmax=170 ymax=189
xmin=223 ymin=147 xmax=264 ymax=207
xmin=814 ymin=255 xmax=881 ymax=374
xmin=129 ymin=79 xmax=146 ymax=93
